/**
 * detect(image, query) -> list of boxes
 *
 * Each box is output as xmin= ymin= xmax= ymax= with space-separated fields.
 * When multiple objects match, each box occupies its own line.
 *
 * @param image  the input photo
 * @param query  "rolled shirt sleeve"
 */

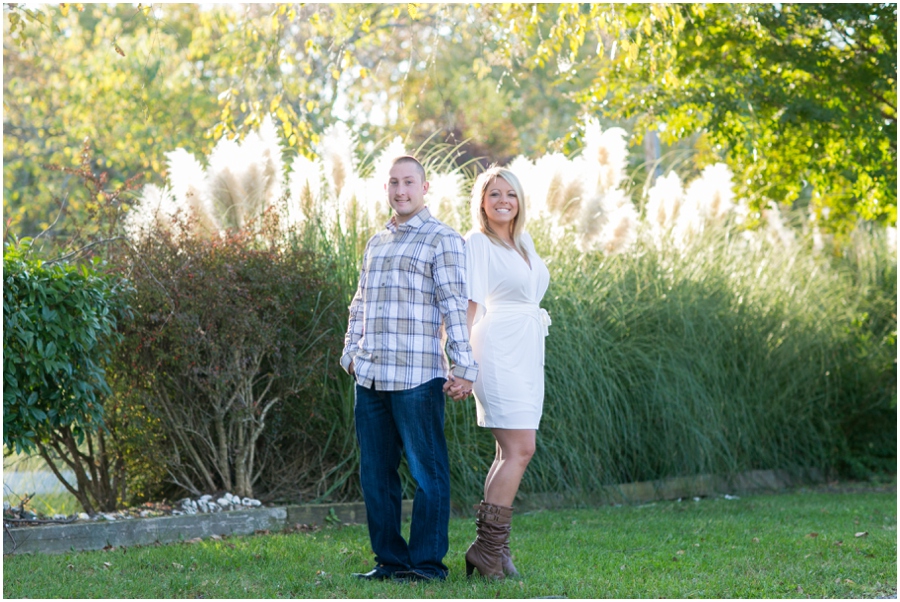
xmin=433 ymin=232 xmax=479 ymax=382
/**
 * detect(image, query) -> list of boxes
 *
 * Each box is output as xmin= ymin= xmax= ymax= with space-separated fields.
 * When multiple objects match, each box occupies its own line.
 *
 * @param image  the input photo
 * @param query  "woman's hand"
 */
xmin=444 ymin=374 xmax=473 ymax=401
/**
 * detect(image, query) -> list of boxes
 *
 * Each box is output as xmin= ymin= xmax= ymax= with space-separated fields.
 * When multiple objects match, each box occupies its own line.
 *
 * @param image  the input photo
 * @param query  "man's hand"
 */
xmin=348 ymin=360 xmax=355 ymax=376
xmin=443 ymin=375 xmax=473 ymax=401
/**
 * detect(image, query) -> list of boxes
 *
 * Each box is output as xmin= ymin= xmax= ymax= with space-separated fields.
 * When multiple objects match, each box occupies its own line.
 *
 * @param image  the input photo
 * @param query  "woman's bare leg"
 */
xmin=483 ymin=440 xmax=502 ymax=500
xmin=484 ymin=429 xmax=536 ymax=507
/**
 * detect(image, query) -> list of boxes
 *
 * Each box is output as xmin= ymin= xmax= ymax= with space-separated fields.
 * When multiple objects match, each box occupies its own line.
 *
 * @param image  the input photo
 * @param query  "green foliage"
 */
xmin=3 ymin=239 xmax=128 ymax=454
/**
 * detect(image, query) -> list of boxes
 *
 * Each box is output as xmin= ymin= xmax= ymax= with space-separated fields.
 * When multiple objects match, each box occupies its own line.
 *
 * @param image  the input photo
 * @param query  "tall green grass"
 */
xmin=292 ymin=196 xmax=895 ymax=511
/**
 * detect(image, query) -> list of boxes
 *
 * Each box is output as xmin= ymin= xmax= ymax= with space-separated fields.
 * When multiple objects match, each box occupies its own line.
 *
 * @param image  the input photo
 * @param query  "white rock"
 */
xmin=199 ymin=494 xmax=213 ymax=502
xmin=172 ymin=509 xmax=184 ymax=516
xmin=3 ymin=501 xmax=10 ymax=511
xmin=197 ymin=500 xmax=209 ymax=513
xmin=242 ymin=497 xmax=261 ymax=507
xmin=78 ymin=512 xmax=90 ymax=520
xmin=101 ymin=513 xmax=117 ymax=521
xmin=139 ymin=510 xmax=151 ymax=518
xmin=52 ymin=513 xmax=67 ymax=520
xmin=216 ymin=497 xmax=231 ymax=508
xmin=207 ymin=502 xmax=220 ymax=512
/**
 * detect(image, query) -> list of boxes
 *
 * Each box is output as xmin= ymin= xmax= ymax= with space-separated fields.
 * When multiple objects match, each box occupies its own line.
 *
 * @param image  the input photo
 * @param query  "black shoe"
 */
xmin=351 ymin=568 xmax=393 ymax=581
xmin=394 ymin=569 xmax=446 ymax=582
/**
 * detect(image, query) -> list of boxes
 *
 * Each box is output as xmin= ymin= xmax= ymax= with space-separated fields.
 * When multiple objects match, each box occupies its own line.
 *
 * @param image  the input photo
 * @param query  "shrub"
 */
xmin=113 ymin=212 xmax=344 ymax=499
xmin=3 ymin=239 xmax=134 ymax=512
xmin=3 ymin=240 xmax=125 ymax=451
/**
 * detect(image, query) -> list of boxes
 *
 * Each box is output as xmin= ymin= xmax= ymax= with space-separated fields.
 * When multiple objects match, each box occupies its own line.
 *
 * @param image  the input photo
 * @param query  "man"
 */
xmin=341 ymin=155 xmax=476 ymax=582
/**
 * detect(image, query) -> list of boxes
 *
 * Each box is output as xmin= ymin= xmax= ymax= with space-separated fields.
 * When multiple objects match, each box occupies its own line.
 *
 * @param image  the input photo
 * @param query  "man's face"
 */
xmin=386 ymin=162 xmax=429 ymax=223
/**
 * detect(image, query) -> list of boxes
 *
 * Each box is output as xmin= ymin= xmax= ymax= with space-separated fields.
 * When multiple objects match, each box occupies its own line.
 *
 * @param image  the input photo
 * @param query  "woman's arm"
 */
xmin=467 ymin=300 xmax=478 ymax=336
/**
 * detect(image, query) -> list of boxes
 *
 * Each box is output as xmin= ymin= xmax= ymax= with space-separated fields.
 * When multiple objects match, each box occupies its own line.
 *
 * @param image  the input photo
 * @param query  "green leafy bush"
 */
xmin=3 ymin=240 xmax=128 ymax=454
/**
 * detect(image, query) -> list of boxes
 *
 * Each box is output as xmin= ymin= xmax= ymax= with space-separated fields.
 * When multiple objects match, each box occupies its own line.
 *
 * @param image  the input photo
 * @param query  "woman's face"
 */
xmin=482 ymin=176 xmax=518 ymax=235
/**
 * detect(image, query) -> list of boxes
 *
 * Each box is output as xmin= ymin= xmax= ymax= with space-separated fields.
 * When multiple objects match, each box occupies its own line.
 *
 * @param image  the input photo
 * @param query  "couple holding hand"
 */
xmin=341 ymin=155 xmax=550 ymax=582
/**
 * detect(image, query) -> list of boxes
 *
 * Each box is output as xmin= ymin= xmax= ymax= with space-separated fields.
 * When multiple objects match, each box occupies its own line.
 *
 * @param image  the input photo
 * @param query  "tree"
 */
xmin=485 ymin=3 xmax=897 ymax=231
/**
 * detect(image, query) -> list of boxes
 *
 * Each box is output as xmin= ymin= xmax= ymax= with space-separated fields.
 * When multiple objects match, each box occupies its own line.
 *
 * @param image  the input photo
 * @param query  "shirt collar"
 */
xmin=386 ymin=207 xmax=431 ymax=232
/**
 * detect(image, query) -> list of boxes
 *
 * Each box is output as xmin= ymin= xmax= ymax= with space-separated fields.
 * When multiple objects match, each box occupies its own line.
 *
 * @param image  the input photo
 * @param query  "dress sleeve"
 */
xmin=465 ymin=232 xmax=490 ymax=305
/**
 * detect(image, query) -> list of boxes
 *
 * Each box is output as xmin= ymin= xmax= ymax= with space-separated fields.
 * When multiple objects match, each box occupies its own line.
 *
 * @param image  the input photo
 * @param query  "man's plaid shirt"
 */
xmin=341 ymin=208 xmax=478 ymax=391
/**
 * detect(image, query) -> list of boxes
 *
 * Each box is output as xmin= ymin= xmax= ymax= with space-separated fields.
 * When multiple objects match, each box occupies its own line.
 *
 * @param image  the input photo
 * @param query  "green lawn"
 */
xmin=3 ymin=488 xmax=896 ymax=598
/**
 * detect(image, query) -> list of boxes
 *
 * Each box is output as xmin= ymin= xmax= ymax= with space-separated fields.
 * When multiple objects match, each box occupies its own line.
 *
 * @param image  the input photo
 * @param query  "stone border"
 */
xmin=3 ymin=500 xmax=407 ymax=556
xmin=4 ymin=469 xmax=817 ymax=555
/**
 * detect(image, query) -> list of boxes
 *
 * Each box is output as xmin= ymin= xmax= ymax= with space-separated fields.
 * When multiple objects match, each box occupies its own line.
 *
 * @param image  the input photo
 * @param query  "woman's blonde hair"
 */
xmin=470 ymin=166 xmax=527 ymax=254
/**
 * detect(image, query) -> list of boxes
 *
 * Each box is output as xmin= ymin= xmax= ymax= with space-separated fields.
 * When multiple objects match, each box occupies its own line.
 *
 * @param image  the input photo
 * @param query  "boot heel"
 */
xmin=466 ymin=559 xmax=475 ymax=577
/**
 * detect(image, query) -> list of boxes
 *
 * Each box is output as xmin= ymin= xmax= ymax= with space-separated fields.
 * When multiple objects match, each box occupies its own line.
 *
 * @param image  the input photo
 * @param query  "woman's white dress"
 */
xmin=465 ymin=231 xmax=551 ymax=429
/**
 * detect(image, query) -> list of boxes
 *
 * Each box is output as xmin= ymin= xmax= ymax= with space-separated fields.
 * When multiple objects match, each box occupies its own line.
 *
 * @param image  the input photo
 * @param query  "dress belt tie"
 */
xmin=486 ymin=303 xmax=552 ymax=338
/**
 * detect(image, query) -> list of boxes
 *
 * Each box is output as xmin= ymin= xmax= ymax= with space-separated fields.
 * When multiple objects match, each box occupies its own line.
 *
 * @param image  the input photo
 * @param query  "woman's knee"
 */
xmin=502 ymin=440 xmax=535 ymax=467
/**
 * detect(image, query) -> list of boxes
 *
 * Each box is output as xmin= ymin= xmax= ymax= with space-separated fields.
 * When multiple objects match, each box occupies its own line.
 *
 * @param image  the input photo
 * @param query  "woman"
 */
xmin=460 ymin=166 xmax=551 ymax=579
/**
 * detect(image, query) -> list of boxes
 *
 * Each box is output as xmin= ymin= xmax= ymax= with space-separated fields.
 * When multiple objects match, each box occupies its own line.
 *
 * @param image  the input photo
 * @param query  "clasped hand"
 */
xmin=443 ymin=374 xmax=473 ymax=401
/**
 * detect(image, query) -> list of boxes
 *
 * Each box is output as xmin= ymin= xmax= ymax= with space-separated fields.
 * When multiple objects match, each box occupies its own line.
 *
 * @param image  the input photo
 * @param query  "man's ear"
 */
xmin=422 ymin=181 xmax=430 ymax=194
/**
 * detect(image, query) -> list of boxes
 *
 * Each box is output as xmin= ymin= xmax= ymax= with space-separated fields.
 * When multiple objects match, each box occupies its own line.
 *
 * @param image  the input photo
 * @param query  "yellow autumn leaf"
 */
xmin=408 ymin=3 xmax=420 ymax=20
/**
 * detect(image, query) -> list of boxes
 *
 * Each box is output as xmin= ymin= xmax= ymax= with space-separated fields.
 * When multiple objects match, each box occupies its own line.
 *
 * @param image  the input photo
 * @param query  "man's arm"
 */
xmin=341 ymin=250 xmax=367 ymax=375
xmin=432 ymin=233 xmax=478 ymax=385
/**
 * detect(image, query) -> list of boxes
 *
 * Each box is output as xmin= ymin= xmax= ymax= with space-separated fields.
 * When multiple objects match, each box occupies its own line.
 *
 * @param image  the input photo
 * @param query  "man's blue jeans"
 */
xmin=354 ymin=378 xmax=450 ymax=579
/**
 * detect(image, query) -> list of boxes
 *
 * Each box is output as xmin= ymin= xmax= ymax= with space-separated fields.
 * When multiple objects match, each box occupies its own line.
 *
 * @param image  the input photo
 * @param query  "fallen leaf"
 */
xmin=186 ymin=537 xmax=203 ymax=544
xmin=806 ymin=532 xmax=819 ymax=538
xmin=676 ymin=550 xmax=685 ymax=555
xmin=210 ymin=534 xmax=222 ymax=540
xmin=67 ymin=564 xmax=75 ymax=570
xmin=834 ymin=540 xmax=843 ymax=546
xmin=752 ymin=537 xmax=760 ymax=544
xmin=255 ymin=529 xmax=271 ymax=535
xmin=854 ymin=531 xmax=868 ymax=538
xmin=671 ymin=556 xmax=679 ymax=562
xmin=172 ymin=562 xmax=184 ymax=569
xmin=796 ymin=585 xmax=804 ymax=593
xmin=102 ymin=562 xmax=112 ymax=569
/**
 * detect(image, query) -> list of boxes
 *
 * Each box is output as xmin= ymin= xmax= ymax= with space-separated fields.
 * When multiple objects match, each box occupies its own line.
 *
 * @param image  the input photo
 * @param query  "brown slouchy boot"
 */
xmin=495 ymin=505 xmax=521 ymax=578
xmin=465 ymin=501 xmax=511 ymax=579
